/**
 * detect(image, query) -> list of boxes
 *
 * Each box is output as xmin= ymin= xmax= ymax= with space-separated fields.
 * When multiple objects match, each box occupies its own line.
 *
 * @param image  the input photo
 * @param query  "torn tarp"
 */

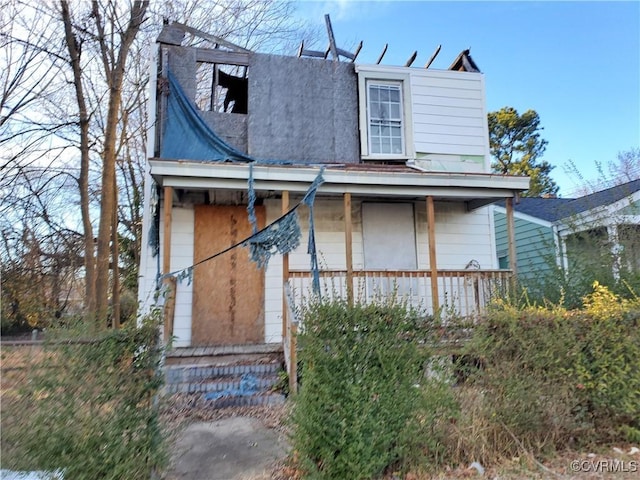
xmin=160 ymin=69 xmax=254 ymax=162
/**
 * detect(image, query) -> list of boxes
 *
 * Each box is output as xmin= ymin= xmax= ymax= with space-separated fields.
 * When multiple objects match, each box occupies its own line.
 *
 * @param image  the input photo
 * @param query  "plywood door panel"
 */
xmin=192 ymin=205 xmax=265 ymax=345
xmin=362 ymin=203 xmax=418 ymax=299
xmin=362 ymin=203 xmax=417 ymax=270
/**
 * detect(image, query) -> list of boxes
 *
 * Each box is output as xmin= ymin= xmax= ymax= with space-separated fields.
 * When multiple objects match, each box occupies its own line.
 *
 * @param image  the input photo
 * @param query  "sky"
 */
xmin=292 ymin=0 xmax=640 ymax=197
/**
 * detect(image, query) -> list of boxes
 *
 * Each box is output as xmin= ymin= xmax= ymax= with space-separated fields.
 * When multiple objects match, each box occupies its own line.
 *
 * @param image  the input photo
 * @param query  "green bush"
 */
xmin=2 ymin=313 xmax=167 ymax=479
xmin=291 ymin=299 xmax=451 ymax=479
xmin=463 ymin=285 xmax=640 ymax=457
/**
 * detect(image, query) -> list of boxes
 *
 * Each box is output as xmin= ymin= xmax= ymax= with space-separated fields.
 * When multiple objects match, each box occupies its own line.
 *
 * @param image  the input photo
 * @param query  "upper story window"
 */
xmin=357 ymin=68 xmax=413 ymax=161
xmin=367 ymin=82 xmax=404 ymax=155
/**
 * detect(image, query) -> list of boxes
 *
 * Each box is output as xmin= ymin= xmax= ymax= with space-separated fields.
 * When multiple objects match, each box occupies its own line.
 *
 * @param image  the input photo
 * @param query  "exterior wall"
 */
xmin=138 ymin=202 xmax=194 ymax=348
xmin=357 ymin=65 xmax=490 ymax=172
xmin=421 ymin=202 xmax=496 ymax=269
xmin=160 ymin=206 xmax=194 ymax=347
xmin=409 ymin=69 xmax=488 ymax=160
xmin=160 ymin=47 xmax=360 ymax=164
xmin=494 ymin=209 xmax=556 ymax=282
xmin=248 ymin=54 xmax=360 ymax=164
xmin=140 ymin=196 xmax=499 ymax=346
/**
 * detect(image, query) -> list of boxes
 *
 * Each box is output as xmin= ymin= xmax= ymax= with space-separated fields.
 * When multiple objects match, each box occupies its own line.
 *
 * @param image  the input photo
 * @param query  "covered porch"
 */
xmin=149 ymin=160 xmax=527 ymax=353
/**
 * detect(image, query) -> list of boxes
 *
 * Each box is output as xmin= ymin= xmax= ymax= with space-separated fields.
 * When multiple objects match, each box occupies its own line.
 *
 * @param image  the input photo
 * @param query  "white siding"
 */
xmin=264 ymin=198 xmax=496 ymax=342
xmin=416 ymin=203 xmax=495 ymax=270
xmin=158 ymin=206 xmax=194 ymax=347
xmin=137 ymin=201 xmax=194 ymax=347
xmin=409 ymin=69 xmax=489 ymax=159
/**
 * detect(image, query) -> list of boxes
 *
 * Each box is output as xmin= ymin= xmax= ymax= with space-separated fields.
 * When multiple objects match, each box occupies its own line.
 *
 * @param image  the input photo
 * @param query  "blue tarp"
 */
xmin=160 ymin=69 xmax=254 ymax=163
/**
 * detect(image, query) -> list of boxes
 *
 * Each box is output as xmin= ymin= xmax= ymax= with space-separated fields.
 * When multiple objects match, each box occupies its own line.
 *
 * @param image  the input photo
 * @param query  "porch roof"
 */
xmin=149 ymin=159 xmax=529 ymax=209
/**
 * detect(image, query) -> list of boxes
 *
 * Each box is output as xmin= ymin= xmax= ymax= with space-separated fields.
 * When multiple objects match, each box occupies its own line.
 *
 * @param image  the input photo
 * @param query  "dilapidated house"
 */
xmin=137 ymin=22 xmax=529 ymax=359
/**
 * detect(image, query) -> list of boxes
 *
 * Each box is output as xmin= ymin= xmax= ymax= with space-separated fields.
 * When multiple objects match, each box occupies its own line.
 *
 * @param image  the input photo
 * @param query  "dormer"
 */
xmin=356 ymin=50 xmax=490 ymax=173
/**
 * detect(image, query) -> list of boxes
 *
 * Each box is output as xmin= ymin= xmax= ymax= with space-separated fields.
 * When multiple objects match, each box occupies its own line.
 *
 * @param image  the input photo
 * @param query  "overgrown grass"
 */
xmin=1 ymin=313 xmax=167 ymax=479
xmin=450 ymin=283 xmax=640 ymax=464
xmin=290 ymin=285 xmax=640 ymax=478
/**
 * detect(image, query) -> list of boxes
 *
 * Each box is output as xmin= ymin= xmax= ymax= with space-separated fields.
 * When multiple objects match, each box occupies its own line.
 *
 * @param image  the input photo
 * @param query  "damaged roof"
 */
xmin=156 ymin=20 xmax=482 ymax=72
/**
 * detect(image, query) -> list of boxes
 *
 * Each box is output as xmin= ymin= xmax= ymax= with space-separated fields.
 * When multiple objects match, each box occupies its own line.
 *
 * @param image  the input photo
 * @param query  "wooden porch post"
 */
xmin=282 ymin=191 xmax=289 ymax=339
xmin=344 ymin=193 xmax=353 ymax=305
xmin=162 ymin=186 xmax=175 ymax=341
xmin=506 ymin=197 xmax=518 ymax=278
xmin=282 ymin=191 xmax=298 ymax=394
xmin=426 ymin=196 xmax=439 ymax=314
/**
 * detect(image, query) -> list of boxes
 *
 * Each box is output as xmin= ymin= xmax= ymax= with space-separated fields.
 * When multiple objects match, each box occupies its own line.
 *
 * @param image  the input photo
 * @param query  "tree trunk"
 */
xmin=60 ymin=0 xmax=96 ymax=317
xmin=92 ymin=0 xmax=149 ymax=325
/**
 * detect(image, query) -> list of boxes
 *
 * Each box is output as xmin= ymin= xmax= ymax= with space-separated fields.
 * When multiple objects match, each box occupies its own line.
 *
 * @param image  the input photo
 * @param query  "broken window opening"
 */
xmin=195 ymin=63 xmax=248 ymax=114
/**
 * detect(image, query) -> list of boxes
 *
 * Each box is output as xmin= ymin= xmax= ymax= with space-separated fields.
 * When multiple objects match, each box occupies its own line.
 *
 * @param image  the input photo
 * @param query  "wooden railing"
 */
xmin=286 ymin=269 xmax=513 ymax=319
xmin=282 ymin=269 xmax=511 ymax=392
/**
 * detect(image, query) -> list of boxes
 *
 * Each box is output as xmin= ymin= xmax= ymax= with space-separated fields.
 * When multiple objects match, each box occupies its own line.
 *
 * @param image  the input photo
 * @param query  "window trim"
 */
xmin=358 ymin=70 xmax=414 ymax=160
xmin=367 ymin=82 xmax=404 ymax=155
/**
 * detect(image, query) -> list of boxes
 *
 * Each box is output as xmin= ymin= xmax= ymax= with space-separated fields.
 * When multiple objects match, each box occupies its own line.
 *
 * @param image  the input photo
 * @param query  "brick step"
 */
xmin=164 ymin=372 xmax=281 ymax=395
xmin=165 ymin=361 xmax=282 ymax=384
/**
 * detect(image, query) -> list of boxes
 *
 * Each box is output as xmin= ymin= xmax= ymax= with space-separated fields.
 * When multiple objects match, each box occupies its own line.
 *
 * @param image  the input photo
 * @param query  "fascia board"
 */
xmin=149 ymin=160 xmax=530 ymax=193
xmin=555 ymin=192 xmax=640 ymax=235
xmin=160 ymin=175 xmax=520 ymax=199
xmin=492 ymin=205 xmax=553 ymax=228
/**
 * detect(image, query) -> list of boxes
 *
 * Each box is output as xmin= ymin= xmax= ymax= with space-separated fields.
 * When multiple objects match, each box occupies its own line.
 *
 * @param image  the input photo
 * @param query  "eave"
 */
xmin=149 ymin=159 xmax=529 ymax=209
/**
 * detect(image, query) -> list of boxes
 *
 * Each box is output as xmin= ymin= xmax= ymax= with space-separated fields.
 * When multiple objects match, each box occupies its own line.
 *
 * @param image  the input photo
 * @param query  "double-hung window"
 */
xmin=367 ymin=82 xmax=404 ymax=155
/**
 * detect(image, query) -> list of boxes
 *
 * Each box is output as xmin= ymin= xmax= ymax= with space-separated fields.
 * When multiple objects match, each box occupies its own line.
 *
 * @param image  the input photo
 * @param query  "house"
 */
xmin=493 ymin=179 xmax=640 ymax=290
xmin=137 ymin=22 xmax=529 ymax=358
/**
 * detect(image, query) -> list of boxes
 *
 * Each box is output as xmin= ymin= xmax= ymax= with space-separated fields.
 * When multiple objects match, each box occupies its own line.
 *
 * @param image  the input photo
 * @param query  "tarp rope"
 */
xmin=158 ymin=167 xmax=325 ymax=293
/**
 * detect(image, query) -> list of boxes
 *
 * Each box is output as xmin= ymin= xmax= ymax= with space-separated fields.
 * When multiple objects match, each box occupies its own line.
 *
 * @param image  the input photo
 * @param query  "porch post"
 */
xmin=162 ymin=186 xmax=175 ymax=340
xmin=506 ymin=196 xmax=518 ymax=278
xmin=426 ymin=196 xmax=439 ymax=313
xmin=344 ymin=193 xmax=353 ymax=305
xmin=282 ymin=191 xmax=289 ymax=339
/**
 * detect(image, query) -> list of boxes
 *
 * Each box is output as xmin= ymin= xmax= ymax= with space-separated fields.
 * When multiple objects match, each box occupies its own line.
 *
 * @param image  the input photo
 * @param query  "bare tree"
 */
xmin=565 ymin=147 xmax=640 ymax=196
xmin=2 ymin=0 xmax=312 ymax=330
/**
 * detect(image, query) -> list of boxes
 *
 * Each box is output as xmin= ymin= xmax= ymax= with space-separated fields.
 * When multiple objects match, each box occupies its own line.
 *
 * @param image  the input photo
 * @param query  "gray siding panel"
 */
xmin=248 ymin=53 xmax=360 ymax=164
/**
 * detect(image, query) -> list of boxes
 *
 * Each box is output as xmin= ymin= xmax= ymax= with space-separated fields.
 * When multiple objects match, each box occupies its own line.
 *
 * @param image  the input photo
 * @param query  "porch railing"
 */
xmin=286 ymin=269 xmax=513 ymax=319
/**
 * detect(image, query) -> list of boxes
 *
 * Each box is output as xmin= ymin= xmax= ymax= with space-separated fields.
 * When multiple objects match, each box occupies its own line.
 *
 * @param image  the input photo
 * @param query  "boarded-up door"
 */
xmin=362 ymin=203 xmax=417 ymax=298
xmin=362 ymin=203 xmax=417 ymax=270
xmin=192 ymin=205 xmax=265 ymax=345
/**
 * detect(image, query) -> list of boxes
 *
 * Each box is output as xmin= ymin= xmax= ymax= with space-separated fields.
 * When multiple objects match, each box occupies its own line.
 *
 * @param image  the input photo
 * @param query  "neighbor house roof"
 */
xmin=503 ymin=179 xmax=640 ymax=223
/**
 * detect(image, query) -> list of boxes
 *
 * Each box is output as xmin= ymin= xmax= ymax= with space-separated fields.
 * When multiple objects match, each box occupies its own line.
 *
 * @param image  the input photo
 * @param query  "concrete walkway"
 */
xmin=166 ymin=417 xmax=289 ymax=480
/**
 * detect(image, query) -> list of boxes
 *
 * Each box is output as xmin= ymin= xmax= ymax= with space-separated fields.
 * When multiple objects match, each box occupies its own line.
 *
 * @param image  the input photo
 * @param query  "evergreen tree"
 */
xmin=488 ymin=106 xmax=558 ymax=197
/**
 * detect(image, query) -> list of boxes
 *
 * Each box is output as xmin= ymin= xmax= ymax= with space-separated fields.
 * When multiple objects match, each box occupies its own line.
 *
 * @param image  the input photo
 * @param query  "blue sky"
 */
xmin=293 ymin=1 xmax=640 ymax=196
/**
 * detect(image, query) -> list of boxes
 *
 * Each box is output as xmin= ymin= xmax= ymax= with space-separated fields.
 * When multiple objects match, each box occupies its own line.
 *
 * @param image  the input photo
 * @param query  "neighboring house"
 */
xmin=137 ymin=22 xmax=529 ymax=350
xmin=494 ymin=179 xmax=640 ymax=286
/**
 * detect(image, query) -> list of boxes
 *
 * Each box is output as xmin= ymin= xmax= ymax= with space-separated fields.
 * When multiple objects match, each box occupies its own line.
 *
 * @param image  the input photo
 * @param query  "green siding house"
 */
xmin=493 ymin=179 xmax=640 ymax=286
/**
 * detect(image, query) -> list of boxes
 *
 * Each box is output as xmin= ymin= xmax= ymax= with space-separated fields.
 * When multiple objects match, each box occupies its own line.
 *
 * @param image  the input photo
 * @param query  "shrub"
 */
xmin=291 ymin=299 xmax=451 ymax=479
xmin=2 ymin=313 xmax=167 ymax=479
xmin=462 ymin=284 xmax=640 ymax=459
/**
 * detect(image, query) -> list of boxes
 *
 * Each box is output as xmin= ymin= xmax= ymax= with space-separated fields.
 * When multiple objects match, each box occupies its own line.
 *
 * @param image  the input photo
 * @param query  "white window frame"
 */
xmin=357 ymin=69 xmax=414 ymax=160
xmin=367 ymin=82 xmax=404 ymax=155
